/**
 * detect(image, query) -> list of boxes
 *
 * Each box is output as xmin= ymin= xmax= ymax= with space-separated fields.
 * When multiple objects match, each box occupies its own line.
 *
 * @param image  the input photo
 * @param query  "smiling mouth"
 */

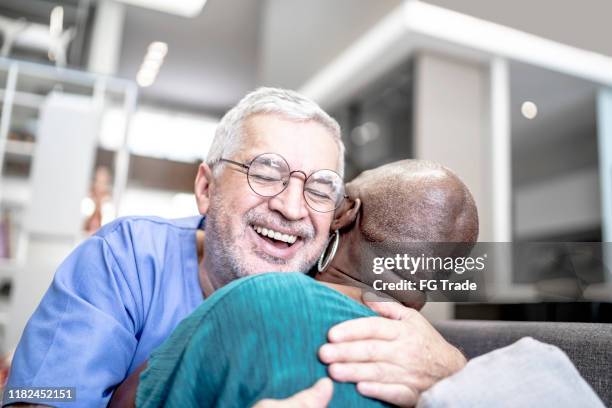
xmin=251 ymin=224 xmax=299 ymax=248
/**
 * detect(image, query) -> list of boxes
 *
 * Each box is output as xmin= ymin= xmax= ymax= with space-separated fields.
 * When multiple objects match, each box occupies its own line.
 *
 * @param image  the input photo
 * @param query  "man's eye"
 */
xmin=251 ymin=174 xmax=281 ymax=182
xmin=306 ymin=189 xmax=332 ymax=201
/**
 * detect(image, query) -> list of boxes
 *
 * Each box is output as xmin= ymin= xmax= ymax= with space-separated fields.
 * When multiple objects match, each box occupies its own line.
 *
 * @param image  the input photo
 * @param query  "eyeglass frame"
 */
xmin=218 ymin=152 xmax=347 ymax=213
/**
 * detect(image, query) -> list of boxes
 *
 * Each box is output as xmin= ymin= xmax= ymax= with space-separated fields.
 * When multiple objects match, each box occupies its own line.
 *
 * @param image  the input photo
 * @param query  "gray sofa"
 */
xmin=435 ymin=320 xmax=612 ymax=407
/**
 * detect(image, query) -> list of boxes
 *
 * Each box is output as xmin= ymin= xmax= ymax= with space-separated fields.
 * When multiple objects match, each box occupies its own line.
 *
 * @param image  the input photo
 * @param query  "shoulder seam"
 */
xmin=98 ymin=235 xmax=142 ymax=334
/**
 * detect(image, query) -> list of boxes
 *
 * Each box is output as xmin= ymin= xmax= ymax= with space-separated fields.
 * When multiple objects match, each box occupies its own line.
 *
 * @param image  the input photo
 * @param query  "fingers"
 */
xmin=328 ymin=362 xmax=405 ymax=384
xmin=319 ymin=340 xmax=394 ymax=364
xmin=357 ymin=381 xmax=419 ymax=407
xmin=327 ymin=317 xmax=400 ymax=343
xmin=363 ymin=298 xmax=415 ymax=321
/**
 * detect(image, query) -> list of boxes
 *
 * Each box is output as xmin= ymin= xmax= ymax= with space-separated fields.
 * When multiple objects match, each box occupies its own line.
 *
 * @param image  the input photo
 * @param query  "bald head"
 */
xmin=346 ymin=160 xmax=478 ymax=245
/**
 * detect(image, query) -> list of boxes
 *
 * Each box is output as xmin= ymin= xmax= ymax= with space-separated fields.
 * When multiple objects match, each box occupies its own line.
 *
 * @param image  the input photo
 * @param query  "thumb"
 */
xmin=286 ymin=378 xmax=333 ymax=407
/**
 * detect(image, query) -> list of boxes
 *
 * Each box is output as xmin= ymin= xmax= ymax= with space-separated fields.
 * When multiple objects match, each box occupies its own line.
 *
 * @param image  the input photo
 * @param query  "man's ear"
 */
xmin=194 ymin=162 xmax=214 ymax=215
xmin=331 ymin=197 xmax=361 ymax=231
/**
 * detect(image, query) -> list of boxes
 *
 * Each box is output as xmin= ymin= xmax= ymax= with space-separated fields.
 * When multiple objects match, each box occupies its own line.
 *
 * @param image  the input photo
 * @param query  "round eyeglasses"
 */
xmin=219 ymin=153 xmax=345 ymax=213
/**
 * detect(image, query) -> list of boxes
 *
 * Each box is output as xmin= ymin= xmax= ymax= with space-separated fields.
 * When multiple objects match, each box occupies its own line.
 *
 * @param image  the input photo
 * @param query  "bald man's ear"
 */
xmin=194 ymin=162 xmax=214 ymax=215
xmin=331 ymin=197 xmax=361 ymax=231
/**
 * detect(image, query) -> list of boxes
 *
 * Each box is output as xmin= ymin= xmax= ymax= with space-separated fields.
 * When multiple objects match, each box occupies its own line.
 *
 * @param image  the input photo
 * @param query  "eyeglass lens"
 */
xmin=246 ymin=153 xmax=344 ymax=212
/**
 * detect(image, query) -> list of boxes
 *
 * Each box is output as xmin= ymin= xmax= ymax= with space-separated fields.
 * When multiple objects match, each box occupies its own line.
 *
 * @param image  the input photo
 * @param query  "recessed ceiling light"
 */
xmin=114 ymin=0 xmax=207 ymax=18
xmin=140 ymin=59 xmax=161 ymax=73
xmin=136 ymin=70 xmax=156 ymax=87
xmin=147 ymin=41 xmax=168 ymax=60
xmin=136 ymin=41 xmax=168 ymax=87
xmin=521 ymin=101 xmax=538 ymax=119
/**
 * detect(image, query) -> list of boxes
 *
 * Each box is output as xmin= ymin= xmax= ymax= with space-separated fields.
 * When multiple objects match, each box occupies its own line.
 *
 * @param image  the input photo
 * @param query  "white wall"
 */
xmin=258 ymin=0 xmax=401 ymax=88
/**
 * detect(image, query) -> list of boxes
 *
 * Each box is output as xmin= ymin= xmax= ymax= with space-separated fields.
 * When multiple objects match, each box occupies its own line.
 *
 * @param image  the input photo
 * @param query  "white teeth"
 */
xmin=252 ymin=225 xmax=298 ymax=244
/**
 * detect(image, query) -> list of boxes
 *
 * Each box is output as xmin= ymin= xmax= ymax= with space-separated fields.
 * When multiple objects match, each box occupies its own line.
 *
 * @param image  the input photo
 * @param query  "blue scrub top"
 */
xmin=4 ymin=216 xmax=205 ymax=408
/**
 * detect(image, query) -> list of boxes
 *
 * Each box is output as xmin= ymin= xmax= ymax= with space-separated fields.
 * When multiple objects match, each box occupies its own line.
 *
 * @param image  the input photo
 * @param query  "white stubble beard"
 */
xmin=203 ymin=193 xmax=325 ymax=289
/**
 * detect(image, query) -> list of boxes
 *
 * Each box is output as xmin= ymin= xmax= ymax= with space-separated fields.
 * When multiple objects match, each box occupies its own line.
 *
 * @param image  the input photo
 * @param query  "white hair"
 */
xmin=206 ymin=87 xmax=345 ymax=177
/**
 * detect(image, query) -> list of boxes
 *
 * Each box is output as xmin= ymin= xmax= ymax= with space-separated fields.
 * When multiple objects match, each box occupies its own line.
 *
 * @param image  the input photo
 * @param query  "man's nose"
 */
xmin=268 ymin=175 xmax=309 ymax=221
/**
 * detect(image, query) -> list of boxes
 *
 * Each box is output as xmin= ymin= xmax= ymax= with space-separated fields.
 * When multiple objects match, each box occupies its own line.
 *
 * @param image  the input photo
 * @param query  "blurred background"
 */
xmin=0 ymin=0 xmax=611 ymax=351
